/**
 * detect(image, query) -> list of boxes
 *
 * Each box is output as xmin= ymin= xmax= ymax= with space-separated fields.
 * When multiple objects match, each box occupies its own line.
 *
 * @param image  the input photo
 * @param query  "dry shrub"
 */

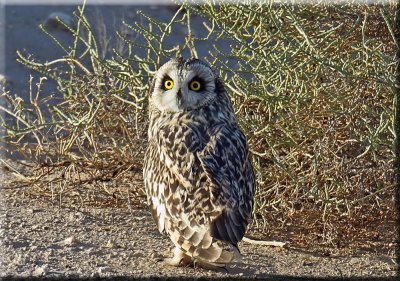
xmin=0 ymin=2 xmax=398 ymax=247
xmin=187 ymin=2 xmax=398 ymax=247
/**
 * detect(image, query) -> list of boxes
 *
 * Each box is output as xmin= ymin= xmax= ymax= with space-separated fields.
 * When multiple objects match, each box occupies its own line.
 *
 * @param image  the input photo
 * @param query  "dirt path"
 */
xmin=0 ymin=174 xmax=397 ymax=279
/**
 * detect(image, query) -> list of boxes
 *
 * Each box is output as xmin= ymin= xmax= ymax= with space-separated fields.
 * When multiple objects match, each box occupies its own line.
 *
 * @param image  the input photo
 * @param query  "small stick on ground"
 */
xmin=242 ymin=237 xmax=287 ymax=247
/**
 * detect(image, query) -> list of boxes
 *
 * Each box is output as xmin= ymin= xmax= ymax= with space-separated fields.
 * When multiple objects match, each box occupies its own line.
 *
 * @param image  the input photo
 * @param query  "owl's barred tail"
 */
xmin=169 ymin=222 xmax=241 ymax=266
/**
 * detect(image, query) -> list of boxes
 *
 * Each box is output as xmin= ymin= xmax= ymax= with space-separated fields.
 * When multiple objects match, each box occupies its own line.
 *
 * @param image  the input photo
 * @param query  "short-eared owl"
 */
xmin=143 ymin=58 xmax=255 ymax=268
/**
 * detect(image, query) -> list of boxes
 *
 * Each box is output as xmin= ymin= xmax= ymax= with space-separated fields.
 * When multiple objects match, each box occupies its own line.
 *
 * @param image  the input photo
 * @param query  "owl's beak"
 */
xmin=176 ymin=89 xmax=183 ymax=108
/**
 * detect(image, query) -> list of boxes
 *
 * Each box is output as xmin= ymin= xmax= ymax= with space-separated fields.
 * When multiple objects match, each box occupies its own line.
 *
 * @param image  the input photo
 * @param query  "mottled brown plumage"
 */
xmin=143 ymin=58 xmax=255 ymax=267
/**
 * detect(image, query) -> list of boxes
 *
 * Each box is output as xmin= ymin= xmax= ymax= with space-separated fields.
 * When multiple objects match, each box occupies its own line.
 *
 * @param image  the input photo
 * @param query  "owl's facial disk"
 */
xmin=151 ymin=58 xmax=218 ymax=112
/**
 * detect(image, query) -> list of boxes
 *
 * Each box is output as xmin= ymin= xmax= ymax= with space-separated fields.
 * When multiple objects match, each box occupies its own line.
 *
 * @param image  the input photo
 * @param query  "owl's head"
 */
xmin=150 ymin=58 xmax=221 ymax=112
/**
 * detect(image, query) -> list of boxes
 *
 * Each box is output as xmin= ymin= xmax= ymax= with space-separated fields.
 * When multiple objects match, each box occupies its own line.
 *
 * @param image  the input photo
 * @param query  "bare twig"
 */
xmin=242 ymin=237 xmax=287 ymax=247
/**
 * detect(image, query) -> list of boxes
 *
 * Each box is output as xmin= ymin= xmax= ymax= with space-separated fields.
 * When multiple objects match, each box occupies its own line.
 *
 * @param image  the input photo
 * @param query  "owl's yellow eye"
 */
xmin=189 ymin=80 xmax=202 ymax=91
xmin=164 ymin=79 xmax=174 ymax=90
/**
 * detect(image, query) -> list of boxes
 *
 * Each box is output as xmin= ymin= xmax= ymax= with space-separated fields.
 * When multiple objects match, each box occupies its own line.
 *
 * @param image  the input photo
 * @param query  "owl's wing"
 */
xmin=198 ymin=124 xmax=255 ymax=247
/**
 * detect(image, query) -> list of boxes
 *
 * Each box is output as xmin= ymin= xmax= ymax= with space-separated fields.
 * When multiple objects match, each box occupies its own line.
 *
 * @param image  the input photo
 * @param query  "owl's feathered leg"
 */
xmin=164 ymin=246 xmax=192 ymax=267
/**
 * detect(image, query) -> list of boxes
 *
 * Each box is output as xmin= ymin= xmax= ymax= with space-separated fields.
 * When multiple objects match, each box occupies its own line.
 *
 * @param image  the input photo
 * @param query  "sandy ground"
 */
xmin=1 ymin=4 xmax=398 ymax=280
xmin=0 ymin=165 xmax=397 ymax=279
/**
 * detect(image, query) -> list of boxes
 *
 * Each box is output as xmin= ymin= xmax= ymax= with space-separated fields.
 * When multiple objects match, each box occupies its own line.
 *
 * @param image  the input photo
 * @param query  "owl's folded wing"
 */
xmin=198 ymin=124 xmax=255 ymax=247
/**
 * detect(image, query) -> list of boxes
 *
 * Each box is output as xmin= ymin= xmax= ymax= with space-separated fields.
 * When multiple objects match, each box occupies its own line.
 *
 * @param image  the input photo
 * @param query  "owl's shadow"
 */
xmin=221 ymin=261 xmax=257 ymax=276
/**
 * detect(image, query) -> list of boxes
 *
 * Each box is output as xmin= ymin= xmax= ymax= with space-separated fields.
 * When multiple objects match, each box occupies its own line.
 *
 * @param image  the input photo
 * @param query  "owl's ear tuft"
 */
xmin=185 ymin=57 xmax=200 ymax=65
xmin=176 ymin=57 xmax=185 ymax=68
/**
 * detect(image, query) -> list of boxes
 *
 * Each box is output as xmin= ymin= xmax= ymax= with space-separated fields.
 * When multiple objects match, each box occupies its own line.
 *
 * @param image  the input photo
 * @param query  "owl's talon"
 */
xmin=163 ymin=247 xmax=192 ymax=267
xmin=164 ymin=257 xmax=183 ymax=267
xmin=164 ymin=256 xmax=192 ymax=267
